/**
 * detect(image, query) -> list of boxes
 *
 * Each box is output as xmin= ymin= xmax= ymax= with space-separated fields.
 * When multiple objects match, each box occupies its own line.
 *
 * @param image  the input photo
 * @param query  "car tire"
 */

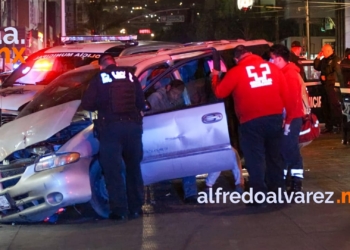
xmin=89 ymin=159 xmax=110 ymax=218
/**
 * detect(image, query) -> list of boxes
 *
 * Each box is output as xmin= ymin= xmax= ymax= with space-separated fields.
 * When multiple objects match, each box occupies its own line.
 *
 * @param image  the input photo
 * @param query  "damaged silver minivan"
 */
xmin=0 ymin=40 xmax=272 ymax=223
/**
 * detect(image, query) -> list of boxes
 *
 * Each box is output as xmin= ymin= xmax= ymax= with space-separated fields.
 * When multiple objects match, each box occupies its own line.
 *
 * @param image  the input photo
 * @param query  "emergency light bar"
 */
xmin=61 ymin=35 xmax=138 ymax=43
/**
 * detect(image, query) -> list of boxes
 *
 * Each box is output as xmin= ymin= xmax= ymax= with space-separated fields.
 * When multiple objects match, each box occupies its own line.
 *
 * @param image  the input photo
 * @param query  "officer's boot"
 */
xmin=291 ymin=177 xmax=303 ymax=192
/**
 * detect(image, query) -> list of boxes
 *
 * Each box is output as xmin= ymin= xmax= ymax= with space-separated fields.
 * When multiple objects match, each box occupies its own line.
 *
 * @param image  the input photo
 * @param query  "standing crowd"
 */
xmin=81 ymin=41 xmax=345 ymax=221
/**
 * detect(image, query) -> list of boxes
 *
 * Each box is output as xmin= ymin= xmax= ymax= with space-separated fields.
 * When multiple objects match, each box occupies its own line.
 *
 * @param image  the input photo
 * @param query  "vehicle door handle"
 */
xmin=202 ymin=113 xmax=223 ymax=124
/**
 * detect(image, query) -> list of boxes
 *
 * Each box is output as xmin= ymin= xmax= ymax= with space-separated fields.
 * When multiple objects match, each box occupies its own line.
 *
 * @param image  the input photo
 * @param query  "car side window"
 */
xmin=144 ymin=57 xmax=223 ymax=116
xmin=304 ymin=65 xmax=321 ymax=82
xmin=138 ymin=64 xmax=169 ymax=89
xmin=179 ymin=57 xmax=222 ymax=106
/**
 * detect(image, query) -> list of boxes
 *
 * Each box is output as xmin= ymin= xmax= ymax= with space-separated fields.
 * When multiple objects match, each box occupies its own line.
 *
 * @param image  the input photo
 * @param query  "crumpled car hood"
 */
xmin=0 ymin=85 xmax=45 ymax=111
xmin=0 ymin=100 xmax=81 ymax=161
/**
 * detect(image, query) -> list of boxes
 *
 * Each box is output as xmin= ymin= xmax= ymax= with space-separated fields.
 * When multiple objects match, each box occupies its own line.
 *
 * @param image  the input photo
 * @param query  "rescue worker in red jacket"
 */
xmin=270 ymin=44 xmax=305 ymax=192
xmin=211 ymin=45 xmax=293 ymax=204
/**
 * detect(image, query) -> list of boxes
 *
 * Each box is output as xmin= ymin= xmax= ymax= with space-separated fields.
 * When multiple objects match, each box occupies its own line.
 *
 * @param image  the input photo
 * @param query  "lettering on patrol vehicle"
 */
xmin=309 ymin=96 xmax=322 ymax=108
xmin=34 ymin=53 xmax=100 ymax=60
xmin=246 ymin=63 xmax=272 ymax=88
xmin=100 ymin=71 xmax=134 ymax=84
xmin=74 ymin=53 xmax=100 ymax=58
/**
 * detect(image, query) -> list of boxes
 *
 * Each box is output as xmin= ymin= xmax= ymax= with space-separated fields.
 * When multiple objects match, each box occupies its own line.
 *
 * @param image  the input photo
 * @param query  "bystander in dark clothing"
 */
xmin=82 ymin=54 xmax=145 ymax=221
xmin=290 ymin=40 xmax=306 ymax=80
xmin=314 ymin=44 xmax=344 ymax=133
xmin=211 ymin=45 xmax=293 ymax=203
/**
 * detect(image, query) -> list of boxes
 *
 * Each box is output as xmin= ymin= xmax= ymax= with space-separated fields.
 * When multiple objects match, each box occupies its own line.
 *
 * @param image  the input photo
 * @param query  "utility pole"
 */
xmin=305 ymin=0 xmax=311 ymax=59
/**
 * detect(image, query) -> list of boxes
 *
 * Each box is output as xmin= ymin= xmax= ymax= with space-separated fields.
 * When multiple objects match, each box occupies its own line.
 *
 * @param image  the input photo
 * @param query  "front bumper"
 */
xmin=0 ymin=157 xmax=92 ymax=223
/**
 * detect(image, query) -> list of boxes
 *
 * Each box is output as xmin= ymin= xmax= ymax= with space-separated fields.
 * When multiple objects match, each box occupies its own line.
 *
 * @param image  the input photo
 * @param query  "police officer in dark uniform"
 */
xmin=82 ymin=54 xmax=145 ymax=221
xmin=314 ymin=44 xmax=344 ymax=134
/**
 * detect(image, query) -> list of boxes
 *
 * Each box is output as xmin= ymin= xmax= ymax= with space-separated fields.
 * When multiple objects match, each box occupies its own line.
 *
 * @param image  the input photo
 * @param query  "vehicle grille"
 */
xmin=0 ymin=159 xmax=34 ymax=189
xmin=0 ymin=159 xmax=46 ymax=221
xmin=1 ymin=113 xmax=16 ymax=126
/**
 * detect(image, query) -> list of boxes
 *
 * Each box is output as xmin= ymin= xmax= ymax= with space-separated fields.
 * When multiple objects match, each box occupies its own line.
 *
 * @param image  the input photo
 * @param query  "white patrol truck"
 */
xmin=0 ymin=35 xmax=183 ymax=125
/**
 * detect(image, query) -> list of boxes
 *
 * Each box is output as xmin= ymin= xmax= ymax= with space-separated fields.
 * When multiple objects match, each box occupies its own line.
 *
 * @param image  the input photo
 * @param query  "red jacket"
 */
xmin=212 ymin=54 xmax=292 ymax=124
xmin=281 ymin=62 xmax=304 ymax=122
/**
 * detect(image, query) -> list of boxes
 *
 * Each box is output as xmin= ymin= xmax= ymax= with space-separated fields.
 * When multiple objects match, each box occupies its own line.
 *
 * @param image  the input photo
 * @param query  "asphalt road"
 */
xmin=1 ymin=133 xmax=350 ymax=250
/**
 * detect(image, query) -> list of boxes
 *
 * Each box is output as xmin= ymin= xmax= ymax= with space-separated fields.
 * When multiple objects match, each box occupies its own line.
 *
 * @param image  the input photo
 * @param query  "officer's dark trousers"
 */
xmin=322 ymin=83 xmax=342 ymax=130
xmin=280 ymin=117 xmax=303 ymax=179
xmin=239 ymin=114 xmax=285 ymax=195
xmin=99 ymin=121 xmax=144 ymax=216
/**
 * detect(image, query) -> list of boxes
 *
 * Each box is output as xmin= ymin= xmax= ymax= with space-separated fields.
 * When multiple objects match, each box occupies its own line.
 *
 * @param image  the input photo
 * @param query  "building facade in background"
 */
xmin=0 ymin=0 xmax=349 ymax=71
xmin=0 ymin=0 xmax=60 ymax=70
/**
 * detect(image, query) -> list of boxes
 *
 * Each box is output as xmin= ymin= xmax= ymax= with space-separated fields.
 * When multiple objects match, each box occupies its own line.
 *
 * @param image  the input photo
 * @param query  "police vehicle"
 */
xmin=301 ymin=60 xmax=350 ymax=123
xmin=0 ymin=35 xmax=183 ymax=126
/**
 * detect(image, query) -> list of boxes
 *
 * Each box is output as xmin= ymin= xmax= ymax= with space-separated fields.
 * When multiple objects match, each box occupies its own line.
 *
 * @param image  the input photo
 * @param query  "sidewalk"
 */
xmin=2 ymin=133 xmax=350 ymax=250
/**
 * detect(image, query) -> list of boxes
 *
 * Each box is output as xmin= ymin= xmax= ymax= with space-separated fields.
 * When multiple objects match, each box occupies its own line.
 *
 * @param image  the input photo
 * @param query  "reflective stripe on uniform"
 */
xmin=300 ymin=128 xmax=311 ymax=135
xmin=291 ymin=169 xmax=304 ymax=178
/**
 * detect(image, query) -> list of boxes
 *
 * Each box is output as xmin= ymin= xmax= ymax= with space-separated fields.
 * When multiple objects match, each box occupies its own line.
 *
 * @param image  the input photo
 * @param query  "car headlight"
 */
xmin=34 ymin=152 xmax=80 ymax=172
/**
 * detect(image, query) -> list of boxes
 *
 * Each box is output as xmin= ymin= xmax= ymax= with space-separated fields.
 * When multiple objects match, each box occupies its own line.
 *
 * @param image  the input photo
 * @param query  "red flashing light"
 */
xmin=139 ymin=29 xmax=151 ymax=34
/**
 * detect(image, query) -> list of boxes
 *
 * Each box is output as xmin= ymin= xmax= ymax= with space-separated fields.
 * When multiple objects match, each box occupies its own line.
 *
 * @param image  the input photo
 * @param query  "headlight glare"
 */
xmin=35 ymin=152 xmax=80 ymax=172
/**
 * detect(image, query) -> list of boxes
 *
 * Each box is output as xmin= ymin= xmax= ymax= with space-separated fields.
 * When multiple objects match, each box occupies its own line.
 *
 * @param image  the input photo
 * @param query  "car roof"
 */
xmin=41 ymin=40 xmax=183 ymax=55
xmin=63 ymin=39 xmax=272 ymax=79
xmin=119 ymin=42 xmax=183 ymax=56
xmin=62 ymin=49 xmax=210 ymax=78
xmin=117 ymin=50 xmax=214 ymax=76
xmin=158 ymin=39 xmax=272 ymax=55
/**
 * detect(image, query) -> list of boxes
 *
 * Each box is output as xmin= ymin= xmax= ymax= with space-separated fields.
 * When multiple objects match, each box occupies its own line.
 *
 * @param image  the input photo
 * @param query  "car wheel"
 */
xmin=89 ymin=159 xmax=110 ymax=218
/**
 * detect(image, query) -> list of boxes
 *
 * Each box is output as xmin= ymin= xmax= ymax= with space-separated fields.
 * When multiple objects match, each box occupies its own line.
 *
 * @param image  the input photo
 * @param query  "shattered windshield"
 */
xmin=17 ymin=67 xmax=99 ymax=119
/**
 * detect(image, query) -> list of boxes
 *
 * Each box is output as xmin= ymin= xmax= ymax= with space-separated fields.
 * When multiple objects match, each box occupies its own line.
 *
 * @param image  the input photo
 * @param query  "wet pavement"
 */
xmin=2 ymin=133 xmax=350 ymax=250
